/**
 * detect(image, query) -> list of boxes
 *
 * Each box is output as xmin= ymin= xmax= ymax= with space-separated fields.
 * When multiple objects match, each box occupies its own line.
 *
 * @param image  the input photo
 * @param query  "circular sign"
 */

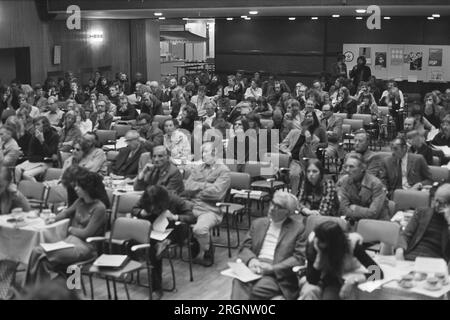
xmin=344 ymin=51 xmax=354 ymax=62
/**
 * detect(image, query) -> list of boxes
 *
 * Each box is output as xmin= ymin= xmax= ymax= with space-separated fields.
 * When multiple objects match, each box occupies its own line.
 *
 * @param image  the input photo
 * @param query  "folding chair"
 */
xmin=46 ymin=185 xmax=68 ymax=212
xmin=112 ymin=124 xmax=132 ymax=138
xmin=429 ymin=166 xmax=449 ymax=183
xmin=250 ymin=153 xmax=291 ymax=195
xmin=356 ymin=219 xmax=401 ymax=255
xmin=96 ymin=130 xmax=117 ymax=149
xmin=17 ymin=181 xmax=48 ymax=211
xmin=392 ymin=189 xmax=429 ymax=212
xmin=343 ymin=119 xmax=364 ymax=152
xmin=215 ymin=172 xmax=252 ymax=257
xmin=43 ymin=168 xmax=63 ymax=181
xmin=87 ymin=217 xmax=154 ymax=300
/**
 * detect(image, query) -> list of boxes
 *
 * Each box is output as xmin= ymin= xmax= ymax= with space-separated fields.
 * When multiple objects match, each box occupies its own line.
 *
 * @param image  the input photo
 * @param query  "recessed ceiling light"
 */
xmin=332 ymin=14 xmax=340 ymax=18
xmin=355 ymin=9 xmax=366 ymax=14
xmin=154 ymin=12 xmax=163 ymax=16
xmin=244 ymin=17 xmax=251 ymax=20
xmin=226 ymin=18 xmax=234 ymax=21
xmin=249 ymin=11 xmax=258 ymax=15
xmin=356 ymin=17 xmax=363 ymax=20
xmin=311 ymin=17 xmax=318 ymax=20
xmin=158 ymin=17 xmax=165 ymax=20
xmin=182 ymin=18 xmax=189 ymax=21
xmin=432 ymin=14 xmax=440 ymax=18
xmin=427 ymin=16 xmax=434 ymax=20
xmin=288 ymin=17 xmax=296 ymax=21
xmin=384 ymin=16 xmax=391 ymax=20
xmin=241 ymin=15 xmax=248 ymax=18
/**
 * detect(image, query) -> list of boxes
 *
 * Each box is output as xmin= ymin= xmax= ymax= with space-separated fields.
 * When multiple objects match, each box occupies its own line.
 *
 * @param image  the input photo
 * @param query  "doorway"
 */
xmin=0 ymin=47 xmax=31 ymax=85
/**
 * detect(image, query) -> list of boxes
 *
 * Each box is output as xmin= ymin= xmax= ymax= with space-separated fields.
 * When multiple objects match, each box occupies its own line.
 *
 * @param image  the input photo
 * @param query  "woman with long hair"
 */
xmin=298 ymin=159 xmax=338 ymax=217
xmin=334 ymin=87 xmax=357 ymax=118
xmin=423 ymin=92 xmax=443 ymax=129
xmin=25 ymin=171 xmax=108 ymax=285
xmin=5 ymin=115 xmax=32 ymax=158
xmin=162 ymin=118 xmax=192 ymax=164
xmin=299 ymin=221 xmax=383 ymax=300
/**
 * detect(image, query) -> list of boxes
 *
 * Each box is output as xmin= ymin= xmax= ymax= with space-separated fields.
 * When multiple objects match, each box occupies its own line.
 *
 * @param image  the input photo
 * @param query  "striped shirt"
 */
xmin=258 ymin=219 xmax=285 ymax=263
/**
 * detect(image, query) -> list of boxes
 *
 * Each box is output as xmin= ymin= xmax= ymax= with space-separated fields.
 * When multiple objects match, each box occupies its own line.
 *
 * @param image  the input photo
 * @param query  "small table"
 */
xmin=0 ymin=215 xmax=69 ymax=264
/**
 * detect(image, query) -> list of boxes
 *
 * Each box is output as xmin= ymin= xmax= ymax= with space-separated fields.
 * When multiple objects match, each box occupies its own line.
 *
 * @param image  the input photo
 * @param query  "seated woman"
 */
xmin=279 ymin=114 xmax=320 ymax=197
xmin=14 ymin=116 xmax=59 ymax=182
xmin=0 ymin=165 xmax=31 ymax=214
xmin=333 ymin=87 xmax=357 ymax=119
xmin=59 ymin=111 xmax=82 ymax=153
xmin=62 ymin=134 xmax=106 ymax=174
xmin=299 ymin=221 xmax=383 ymax=300
xmin=134 ymin=185 xmax=195 ymax=300
xmin=73 ymin=105 xmax=93 ymax=135
xmin=178 ymin=104 xmax=198 ymax=134
xmin=25 ymin=171 xmax=108 ymax=285
xmin=162 ymin=118 xmax=192 ymax=164
xmin=298 ymin=159 xmax=339 ymax=217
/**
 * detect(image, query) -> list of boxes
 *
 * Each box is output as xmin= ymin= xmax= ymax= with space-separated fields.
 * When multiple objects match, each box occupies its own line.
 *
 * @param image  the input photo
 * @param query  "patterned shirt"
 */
xmin=298 ymin=179 xmax=338 ymax=216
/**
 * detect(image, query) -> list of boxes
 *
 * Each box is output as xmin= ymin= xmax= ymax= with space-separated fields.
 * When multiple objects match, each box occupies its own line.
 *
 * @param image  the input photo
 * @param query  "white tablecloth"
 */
xmin=0 ymin=216 xmax=69 ymax=264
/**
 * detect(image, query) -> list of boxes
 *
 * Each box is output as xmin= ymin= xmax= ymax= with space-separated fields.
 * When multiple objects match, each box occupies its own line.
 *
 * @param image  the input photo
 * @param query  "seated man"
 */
xmin=395 ymin=183 xmax=450 ymax=262
xmin=135 ymin=185 xmax=195 ymax=300
xmin=134 ymin=145 xmax=184 ymax=194
xmin=231 ymin=190 xmax=306 ymax=300
xmin=43 ymin=97 xmax=64 ymax=128
xmin=431 ymin=114 xmax=450 ymax=147
xmin=338 ymin=153 xmax=389 ymax=222
xmin=320 ymin=103 xmax=343 ymax=158
xmin=351 ymin=130 xmax=383 ymax=178
xmin=182 ymin=142 xmax=231 ymax=266
xmin=133 ymin=113 xmax=164 ymax=152
xmin=402 ymin=117 xmax=416 ymax=136
xmin=110 ymin=130 xmax=145 ymax=178
xmin=407 ymin=130 xmax=434 ymax=165
xmin=380 ymin=137 xmax=432 ymax=198
xmin=0 ymin=125 xmax=21 ymax=167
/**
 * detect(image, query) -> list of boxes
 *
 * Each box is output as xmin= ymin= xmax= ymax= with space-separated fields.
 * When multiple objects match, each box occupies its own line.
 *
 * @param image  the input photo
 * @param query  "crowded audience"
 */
xmin=0 ymin=65 xmax=449 ymax=301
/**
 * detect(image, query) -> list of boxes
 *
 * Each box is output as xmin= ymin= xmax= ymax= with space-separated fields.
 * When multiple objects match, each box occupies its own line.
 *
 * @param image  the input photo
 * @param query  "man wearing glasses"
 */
xmin=231 ymin=190 xmax=306 ymax=300
xmin=110 ymin=130 xmax=145 ymax=178
xmin=395 ymin=183 xmax=450 ymax=262
xmin=380 ymin=137 xmax=432 ymax=198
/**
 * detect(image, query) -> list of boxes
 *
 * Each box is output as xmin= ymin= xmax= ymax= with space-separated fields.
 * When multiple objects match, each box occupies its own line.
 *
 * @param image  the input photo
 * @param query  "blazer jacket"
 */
xmin=320 ymin=114 xmax=343 ymax=143
xmin=134 ymin=162 xmax=184 ymax=194
xmin=397 ymin=208 xmax=450 ymax=262
xmin=112 ymin=145 xmax=146 ymax=178
xmin=238 ymin=216 xmax=307 ymax=300
xmin=380 ymin=153 xmax=432 ymax=195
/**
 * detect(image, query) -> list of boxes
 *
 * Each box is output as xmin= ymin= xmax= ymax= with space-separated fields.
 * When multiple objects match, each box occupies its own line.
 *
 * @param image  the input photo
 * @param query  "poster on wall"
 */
xmin=429 ymin=70 xmax=444 ymax=82
xmin=375 ymin=52 xmax=387 ymax=69
xmin=428 ymin=48 xmax=443 ymax=67
xmin=405 ymin=52 xmax=423 ymax=70
xmin=390 ymin=48 xmax=403 ymax=66
xmin=359 ymin=47 xmax=372 ymax=65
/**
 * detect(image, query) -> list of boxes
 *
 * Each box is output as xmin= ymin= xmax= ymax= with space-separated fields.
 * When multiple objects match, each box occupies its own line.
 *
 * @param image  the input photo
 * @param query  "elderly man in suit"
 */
xmin=110 ymin=130 xmax=145 ymax=178
xmin=338 ymin=153 xmax=389 ymax=222
xmin=380 ymin=137 xmax=432 ymax=198
xmin=231 ymin=190 xmax=306 ymax=300
xmin=321 ymin=103 xmax=343 ymax=158
xmin=134 ymin=145 xmax=184 ymax=194
xmin=395 ymin=183 xmax=450 ymax=262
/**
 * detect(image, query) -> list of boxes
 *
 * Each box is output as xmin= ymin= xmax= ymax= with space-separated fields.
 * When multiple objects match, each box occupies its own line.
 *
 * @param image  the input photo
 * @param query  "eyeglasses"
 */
xmin=270 ymin=200 xmax=286 ymax=210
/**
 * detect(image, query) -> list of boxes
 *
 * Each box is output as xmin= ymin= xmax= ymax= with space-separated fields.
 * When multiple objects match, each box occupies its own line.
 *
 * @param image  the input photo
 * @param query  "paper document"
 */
xmin=40 ymin=241 xmax=75 ymax=252
xmin=150 ymin=213 xmax=173 ymax=241
xmin=221 ymin=262 xmax=262 ymax=283
xmin=94 ymin=254 xmax=129 ymax=268
xmin=426 ymin=127 xmax=439 ymax=141
xmin=414 ymin=257 xmax=448 ymax=275
xmin=151 ymin=229 xmax=173 ymax=241
xmin=432 ymin=145 xmax=450 ymax=157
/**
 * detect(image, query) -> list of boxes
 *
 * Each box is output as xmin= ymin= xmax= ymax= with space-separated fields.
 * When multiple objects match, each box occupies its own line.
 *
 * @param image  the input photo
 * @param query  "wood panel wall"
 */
xmin=0 ymin=0 xmax=48 ymax=84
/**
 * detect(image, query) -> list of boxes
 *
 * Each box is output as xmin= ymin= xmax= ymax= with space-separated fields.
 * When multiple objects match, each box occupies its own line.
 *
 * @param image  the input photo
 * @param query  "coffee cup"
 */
xmin=399 ymin=274 xmax=414 ymax=288
xmin=426 ymin=277 xmax=440 ymax=289
xmin=413 ymin=272 xmax=427 ymax=281
xmin=435 ymin=273 xmax=449 ymax=286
